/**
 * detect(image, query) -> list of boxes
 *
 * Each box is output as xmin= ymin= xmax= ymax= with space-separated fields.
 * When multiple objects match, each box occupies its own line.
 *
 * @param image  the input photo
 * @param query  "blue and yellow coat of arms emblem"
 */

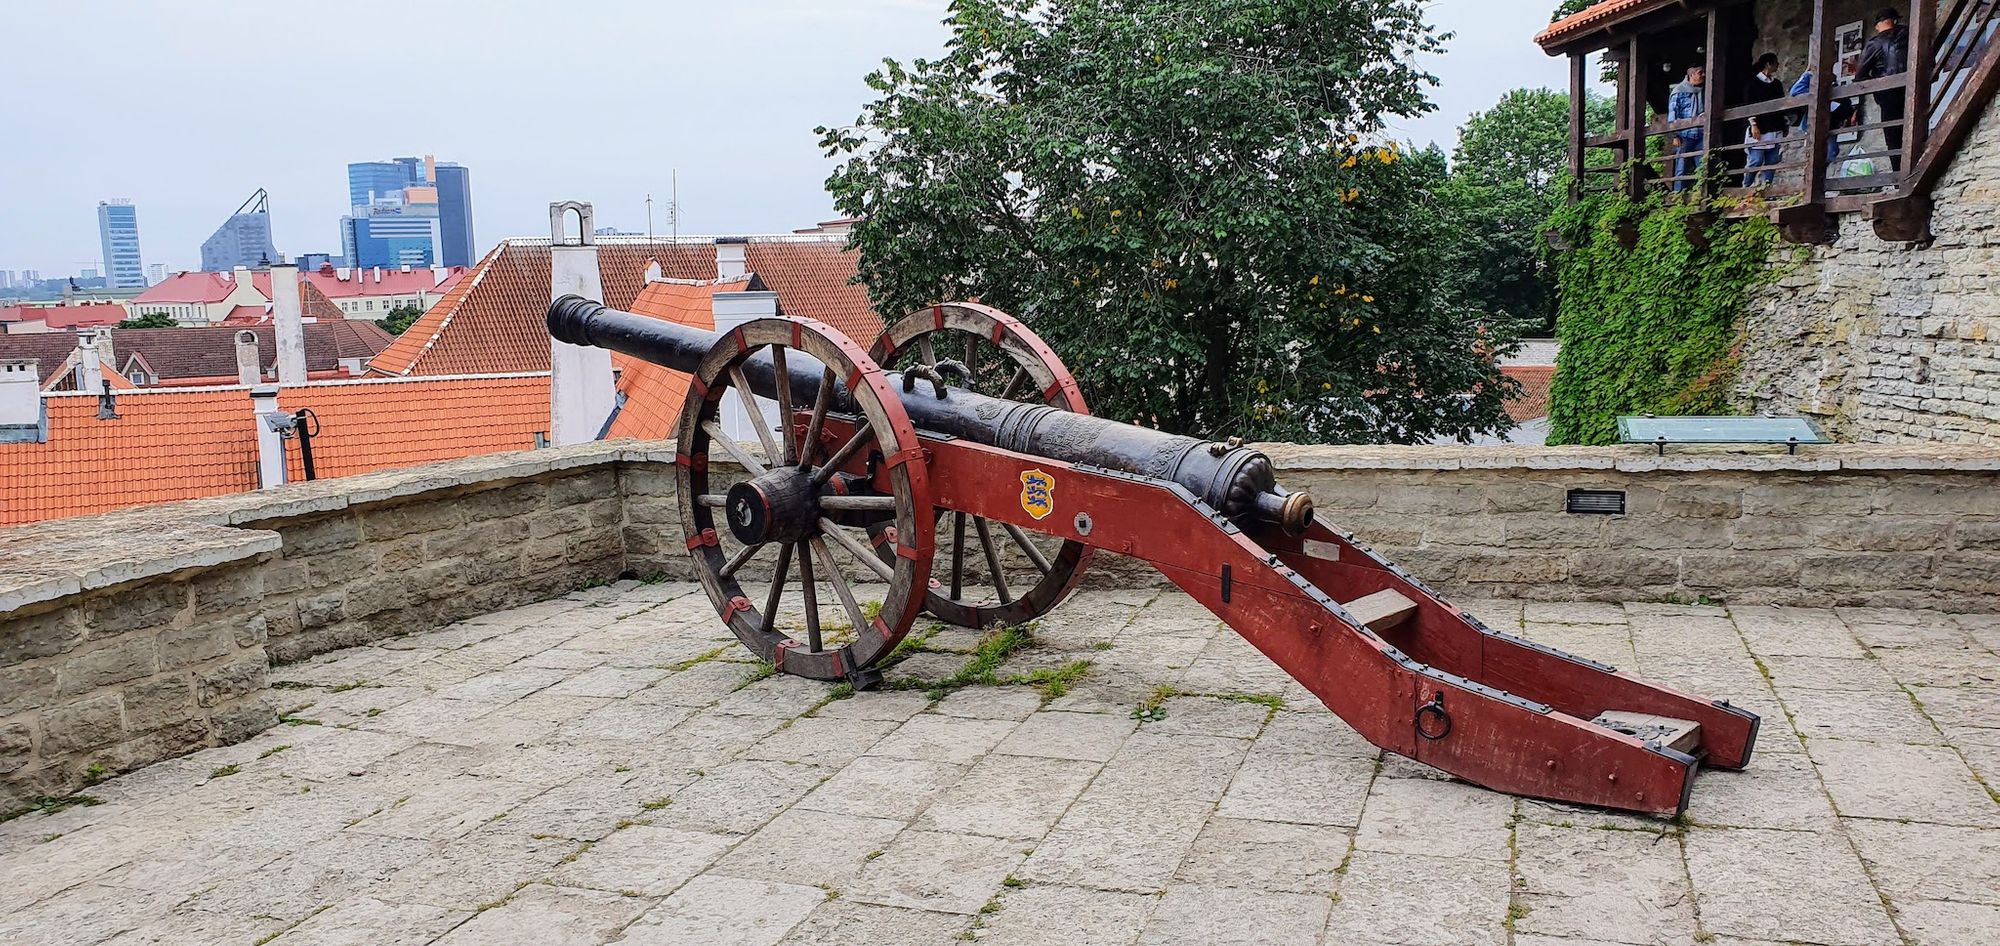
xmin=1019 ymin=469 xmax=1056 ymax=520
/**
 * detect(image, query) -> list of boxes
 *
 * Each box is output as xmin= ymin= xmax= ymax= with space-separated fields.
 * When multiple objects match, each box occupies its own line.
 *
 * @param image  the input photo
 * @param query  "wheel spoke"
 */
xmin=818 ymin=495 xmax=898 ymax=511
xmin=720 ymin=541 xmax=764 ymax=580
xmin=1002 ymin=522 xmax=1053 ymax=575
xmin=917 ymin=336 xmax=938 ymax=369
xmin=797 ymin=367 xmax=836 ymax=470
xmin=819 ymin=518 xmax=895 ymax=582
xmin=703 ymin=421 xmax=767 ymax=475
xmin=999 ymin=365 xmax=1032 ymax=401
xmin=697 ymin=494 xmax=728 ymax=507
xmin=772 ymin=347 xmax=796 ymax=463
xmin=796 ymin=540 xmax=821 ymax=652
xmin=811 ymin=536 xmax=872 ymax=644
xmin=730 ymin=366 xmax=781 ymax=465
xmin=974 ymin=517 xmax=1013 ymax=605
xmin=950 ymin=511 xmax=967 ymax=599
xmin=759 ymin=542 xmax=793 ymax=635
xmin=809 ymin=426 xmax=878 ymax=487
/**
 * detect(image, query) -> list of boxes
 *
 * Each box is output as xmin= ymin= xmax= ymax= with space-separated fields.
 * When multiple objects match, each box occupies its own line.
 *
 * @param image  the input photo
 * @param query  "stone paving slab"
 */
xmin=2 ymin=584 xmax=1997 ymax=945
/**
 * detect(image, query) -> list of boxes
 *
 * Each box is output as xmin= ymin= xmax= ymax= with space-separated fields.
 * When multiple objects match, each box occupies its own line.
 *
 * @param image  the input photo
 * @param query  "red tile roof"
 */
xmin=0 ymin=303 xmax=128 ymax=331
xmin=1501 ymin=365 xmax=1555 ymax=422
xmin=253 ymin=265 xmax=469 ymax=301
xmin=1 ymin=387 xmax=259 ymax=525
xmin=132 ymin=271 xmax=244 ymax=305
xmin=1535 ymin=0 xmax=1673 ymax=50
xmin=0 ymin=373 xmax=550 ymax=526
xmin=367 ymin=237 xmax=882 ymax=378
xmin=0 ymin=322 xmax=397 ymax=388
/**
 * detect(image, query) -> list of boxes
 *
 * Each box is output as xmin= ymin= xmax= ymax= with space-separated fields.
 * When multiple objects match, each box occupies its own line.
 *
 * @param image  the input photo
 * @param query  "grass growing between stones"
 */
xmin=880 ymin=621 xmax=1093 ymax=702
xmin=1130 ymin=685 xmax=1286 ymax=724
xmin=665 ymin=645 xmax=732 ymax=672
xmin=209 ymin=764 xmax=241 ymax=779
xmin=258 ymin=745 xmax=291 ymax=760
xmin=0 ymin=793 xmax=104 ymax=823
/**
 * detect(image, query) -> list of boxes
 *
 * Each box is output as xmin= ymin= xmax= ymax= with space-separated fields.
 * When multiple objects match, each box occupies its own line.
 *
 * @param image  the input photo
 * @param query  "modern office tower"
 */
xmin=96 ymin=199 xmax=146 ymax=289
xmin=342 ymin=154 xmax=469 ymax=268
xmin=201 ymin=189 xmax=279 ymax=271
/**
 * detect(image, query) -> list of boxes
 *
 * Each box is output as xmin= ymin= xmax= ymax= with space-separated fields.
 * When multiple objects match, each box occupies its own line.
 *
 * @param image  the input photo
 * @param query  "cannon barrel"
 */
xmin=547 ymin=295 xmax=1312 ymax=533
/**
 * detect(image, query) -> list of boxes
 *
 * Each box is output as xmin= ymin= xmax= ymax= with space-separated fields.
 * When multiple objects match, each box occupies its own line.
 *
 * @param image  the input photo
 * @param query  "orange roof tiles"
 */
xmin=1 ymin=388 xmax=260 ymax=525
xmin=605 ymin=277 xmax=742 ymax=440
xmin=0 ymin=373 xmax=550 ymax=526
xmin=368 ymin=237 xmax=883 ymax=379
xmin=1535 ymin=0 xmax=1674 ymax=50
xmin=280 ymin=374 xmax=550 ymax=481
xmin=1501 ymin=365 xmax=1555 ymax=423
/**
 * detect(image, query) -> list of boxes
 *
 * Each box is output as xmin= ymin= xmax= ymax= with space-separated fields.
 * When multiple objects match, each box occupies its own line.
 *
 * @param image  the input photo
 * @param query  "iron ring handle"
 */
xmin=1415 ymin=692 xmax=1451 ymax=741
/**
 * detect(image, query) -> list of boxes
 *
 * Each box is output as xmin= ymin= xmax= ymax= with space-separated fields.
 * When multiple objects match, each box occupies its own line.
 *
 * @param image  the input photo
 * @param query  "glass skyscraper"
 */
xmin=201 ymin=190 xmax=279 ymax=271
xmin=96 ymin=199 xmax=145 ymax=289
xmin=342 ymin=155 xmax=472 ymax=268
xmin=434 ymin=163 xmax=475 ymax=267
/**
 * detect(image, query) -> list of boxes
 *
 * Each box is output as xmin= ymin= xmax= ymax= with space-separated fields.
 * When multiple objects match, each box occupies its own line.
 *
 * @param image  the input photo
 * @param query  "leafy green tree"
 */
xmin=818 ymin=0 xmax=1521 ymax=443
xmin=1442 ymin=88 xmax=1615 ymax=334
xmin=117 ymin=312 xmax=177 ymax=329
xmin=376 ymin=305 xmax=423 ymax=335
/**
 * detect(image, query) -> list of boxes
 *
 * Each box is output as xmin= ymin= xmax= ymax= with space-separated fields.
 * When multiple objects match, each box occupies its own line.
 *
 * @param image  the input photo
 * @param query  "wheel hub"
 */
xmin=725 ymin=468 xmax=819 ymax=546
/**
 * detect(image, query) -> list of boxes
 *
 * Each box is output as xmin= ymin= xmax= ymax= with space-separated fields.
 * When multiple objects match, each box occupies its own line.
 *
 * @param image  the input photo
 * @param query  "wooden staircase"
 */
xmin=1864 ymin=0 xmax=2000 ymax=241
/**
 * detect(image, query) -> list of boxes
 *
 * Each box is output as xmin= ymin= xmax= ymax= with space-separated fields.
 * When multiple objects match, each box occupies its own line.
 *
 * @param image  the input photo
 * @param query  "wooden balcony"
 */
xmin=1541 ymin=0 xmax=2000 ymax=243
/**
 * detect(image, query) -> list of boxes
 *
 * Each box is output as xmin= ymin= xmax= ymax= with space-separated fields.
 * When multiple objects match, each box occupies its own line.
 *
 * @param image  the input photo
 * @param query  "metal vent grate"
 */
xmin=1566 ymin=488 xmax=1626 ymax=515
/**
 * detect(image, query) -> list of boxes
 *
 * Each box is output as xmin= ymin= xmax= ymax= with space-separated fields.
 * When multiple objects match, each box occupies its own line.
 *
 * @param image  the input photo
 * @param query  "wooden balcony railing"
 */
xmin=1565 ymin=0 xmax=2000 ymax=242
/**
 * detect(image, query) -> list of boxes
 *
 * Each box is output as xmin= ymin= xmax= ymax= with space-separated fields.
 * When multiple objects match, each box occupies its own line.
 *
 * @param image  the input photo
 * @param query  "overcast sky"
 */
xmin=0 ymin=1 xmax=1576 ymax=276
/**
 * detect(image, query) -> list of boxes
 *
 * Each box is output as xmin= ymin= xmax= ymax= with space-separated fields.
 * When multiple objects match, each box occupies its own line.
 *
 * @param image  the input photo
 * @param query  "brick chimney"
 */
xmin=715 ymin=237 xmax=748 ymax=279
xmin=0 ymin=360 xmax=40 ymax=432
xmin=269 ymin=264 xmax=307 ymax=385
xmin=547 ymin=201 xmax=616 ymax=445
xmin=235 ymin=330 xmax=261 ymax=386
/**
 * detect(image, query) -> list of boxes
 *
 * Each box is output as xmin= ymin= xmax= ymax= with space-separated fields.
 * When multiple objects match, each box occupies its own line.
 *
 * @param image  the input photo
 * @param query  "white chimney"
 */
xmin=74 ymin=333 xmax=104 ymax=394
xmin=548 ymin=201 xmax=616 ymax=445
xmin=711 ymin=289 xmax=783 ymax=445
xmin=715 ymin=238 xmax=748 ymax=279
xmin=0 ymin=360 xmax=40 ymax=429
xmin=269 ymin=264 xmax=307 ymax=385
xmin=235 ymin=330 xmax=261 ymax=386
xmin=231 ymin=265 xmax=249 ymax=285
xmin=250 ymin=386 xmax=288 ymax=488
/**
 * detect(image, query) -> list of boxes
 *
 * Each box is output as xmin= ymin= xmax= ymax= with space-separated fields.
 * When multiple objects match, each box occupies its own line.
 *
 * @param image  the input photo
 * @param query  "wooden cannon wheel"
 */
xmin=675 ymin=317 xmax=934 ymax=682
xmin=867 ymin=303 xmax=1093 ymax=630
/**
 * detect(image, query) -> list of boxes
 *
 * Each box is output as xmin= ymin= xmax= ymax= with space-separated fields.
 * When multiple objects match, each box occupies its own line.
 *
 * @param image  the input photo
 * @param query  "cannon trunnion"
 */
xmin=546 ymin=295 xmax=1759 ymax=817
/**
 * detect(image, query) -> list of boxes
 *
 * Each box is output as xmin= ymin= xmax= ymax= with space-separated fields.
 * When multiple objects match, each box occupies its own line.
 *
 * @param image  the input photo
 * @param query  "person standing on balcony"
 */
xmin=1743 ymin=53 xmax=1787 ymax=186
xmin=1856 ymin=8 xmax=1911 ymax=173
xmin=1668 ymin=65 xmax=1707 ymax=192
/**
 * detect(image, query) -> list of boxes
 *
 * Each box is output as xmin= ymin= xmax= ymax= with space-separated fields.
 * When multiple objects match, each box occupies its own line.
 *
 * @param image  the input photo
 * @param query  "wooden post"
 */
xmin=1780 ymin=0 xmax=1835 ymax=243
xmin=1703 ymin=10 xmax=1728 ymax=195
xmin=1905 ymin=0 xmax=1935 ymax=174
xmin=1570 ymin=53 xmax=1588 ymax=201
xmin=1628 ymin=35 xmax=1650 ymax=198
xmin=1803 ymin=0 xmax=1833 ymax=201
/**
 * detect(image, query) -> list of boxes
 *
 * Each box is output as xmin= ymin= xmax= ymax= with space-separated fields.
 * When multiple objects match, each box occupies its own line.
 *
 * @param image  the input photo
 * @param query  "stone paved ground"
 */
xmin=3 ymin=582 xmax=1998 ymax=946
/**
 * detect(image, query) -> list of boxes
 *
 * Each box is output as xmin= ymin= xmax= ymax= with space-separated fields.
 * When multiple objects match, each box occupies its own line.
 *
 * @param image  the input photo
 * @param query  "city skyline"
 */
xmin=0 ymin=1 xmax=1572 ymax=276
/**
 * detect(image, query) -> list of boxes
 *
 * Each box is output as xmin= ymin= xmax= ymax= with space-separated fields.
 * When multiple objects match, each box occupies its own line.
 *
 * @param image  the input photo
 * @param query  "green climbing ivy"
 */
xmin=1543 ymin=191 xmax=1781 ymax=445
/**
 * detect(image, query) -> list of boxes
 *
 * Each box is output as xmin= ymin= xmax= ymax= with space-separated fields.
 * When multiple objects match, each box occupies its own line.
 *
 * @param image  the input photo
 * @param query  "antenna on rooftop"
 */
xmin=646 ymin=193 xmax=654 ymax=240
xmin=670 ymin=169 xmax=681 ymax=242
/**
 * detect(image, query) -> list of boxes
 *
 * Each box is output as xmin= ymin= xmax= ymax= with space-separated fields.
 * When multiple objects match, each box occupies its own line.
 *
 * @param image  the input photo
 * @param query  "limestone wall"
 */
xmin=0 ymin=445 xmax=631 ymax=812
xmin=1738 ymin=91 xmax=2000 ymax=442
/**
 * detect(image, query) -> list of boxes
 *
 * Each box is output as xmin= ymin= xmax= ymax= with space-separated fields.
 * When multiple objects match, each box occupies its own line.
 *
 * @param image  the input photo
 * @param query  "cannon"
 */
xmin=547 ymin=296 xmax=1758 ymax=816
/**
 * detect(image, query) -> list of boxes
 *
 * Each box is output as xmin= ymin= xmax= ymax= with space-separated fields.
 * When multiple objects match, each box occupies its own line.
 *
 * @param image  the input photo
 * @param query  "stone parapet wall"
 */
xmin=6 ymin=440 xmax=1999 ymax=807
xmin=1266 ymin=444 xmax=2000 ymax=611
xmin=0 ymin=444 xmax=632 ymax=812
xmin=1737 ymin=92 xmax=2000 ymax=442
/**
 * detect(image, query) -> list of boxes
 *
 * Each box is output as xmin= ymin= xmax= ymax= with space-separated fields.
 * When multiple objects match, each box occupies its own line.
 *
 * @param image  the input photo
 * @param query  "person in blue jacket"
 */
xmin=1667 ymin=65 xmax=1707 ymax=191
